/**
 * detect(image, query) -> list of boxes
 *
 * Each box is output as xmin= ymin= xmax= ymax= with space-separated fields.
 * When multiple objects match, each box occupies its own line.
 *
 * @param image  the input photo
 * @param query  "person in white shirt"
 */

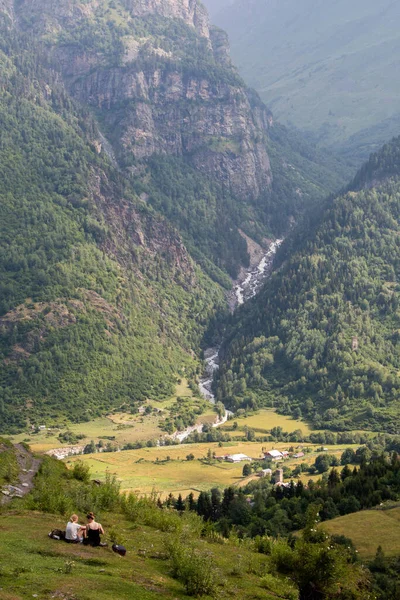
xmin=65 ymin=514 xmax=85 ymax=543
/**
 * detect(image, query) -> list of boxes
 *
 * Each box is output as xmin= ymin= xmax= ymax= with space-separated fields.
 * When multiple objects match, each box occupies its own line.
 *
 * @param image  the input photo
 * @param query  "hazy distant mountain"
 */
xmin=208 ymin=0 xmax=400 ymax=160
xmin=202 ymin=0 xmax=234 ymax=18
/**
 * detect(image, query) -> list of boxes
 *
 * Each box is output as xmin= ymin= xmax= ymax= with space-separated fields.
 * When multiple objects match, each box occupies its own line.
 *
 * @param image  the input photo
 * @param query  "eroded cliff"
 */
xmin=15 ymin=0 xmax=273 ymax=204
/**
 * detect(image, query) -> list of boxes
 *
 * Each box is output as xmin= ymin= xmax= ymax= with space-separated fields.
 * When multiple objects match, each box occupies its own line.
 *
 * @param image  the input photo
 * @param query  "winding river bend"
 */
xmin=173 ymin=239 xmax=283 ymax=443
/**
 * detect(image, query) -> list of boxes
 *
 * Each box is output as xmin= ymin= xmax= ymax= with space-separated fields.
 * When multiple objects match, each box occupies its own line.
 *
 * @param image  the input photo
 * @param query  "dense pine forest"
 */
xmin=217 ymin=136 xmax=400 ymax=432
xmin=183 ymin=443 xmax=400 ymax=538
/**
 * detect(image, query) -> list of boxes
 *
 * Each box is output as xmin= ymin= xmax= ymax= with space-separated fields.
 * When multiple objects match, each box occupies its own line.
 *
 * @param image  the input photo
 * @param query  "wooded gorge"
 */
xmin=0 ymin=0 xmax=350 ymax=431
xmin=4 ymin=2 xmax=400 ymax=599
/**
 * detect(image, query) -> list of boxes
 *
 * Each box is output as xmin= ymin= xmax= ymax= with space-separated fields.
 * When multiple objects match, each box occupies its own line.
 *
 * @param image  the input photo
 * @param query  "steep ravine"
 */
xmin=168 ymin=238 xmax=283 ymax=443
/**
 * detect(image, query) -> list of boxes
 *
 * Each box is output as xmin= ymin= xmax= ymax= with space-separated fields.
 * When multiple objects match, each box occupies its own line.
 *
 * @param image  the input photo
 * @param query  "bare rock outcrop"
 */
xmin=14 ymin=0 xmax=273 ymax=201
xmin=122 ymin=0 xmax=210 ymax=39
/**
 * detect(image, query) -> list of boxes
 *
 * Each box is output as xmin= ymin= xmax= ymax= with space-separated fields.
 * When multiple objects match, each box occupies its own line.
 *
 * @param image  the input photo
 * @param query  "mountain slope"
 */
xmin=216 ymin=136 xmax=400 ymax=433
xmin=0 ymin=0 xmax=350 ymax=432
xmin=13 ymin=0 xmax=350 ymax=280
xmin=0 ymin=19 xmax=225 ymax=432
xmin=207 ymin=0 xmax=400 ymax=160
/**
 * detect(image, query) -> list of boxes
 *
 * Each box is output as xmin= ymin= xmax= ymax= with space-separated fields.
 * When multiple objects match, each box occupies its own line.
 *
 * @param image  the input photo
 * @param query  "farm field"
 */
xmin=10 ymin=408 xmax=309 ymax=453
xmin=221 ymin=409 xmax=313 ymax=436
xmin=7 ymin=413 xmax=166 ymax=454
xmin=65 ymin=441 xmax=286 ymax=497
xmin=321 ymin=507 xmax=400 ymax=559
xmin=67 ymin=453 xmax=245 ymax=498
xmin=65 ymin=441 xmax=359 ymax=498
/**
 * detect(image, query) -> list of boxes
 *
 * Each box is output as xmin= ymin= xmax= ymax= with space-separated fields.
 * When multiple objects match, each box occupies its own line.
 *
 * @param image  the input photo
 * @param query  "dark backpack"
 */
xmin=112 ymin=544 xmax=126 ymax=556
xmin=48 ymin=529 xmax=66 ymax=541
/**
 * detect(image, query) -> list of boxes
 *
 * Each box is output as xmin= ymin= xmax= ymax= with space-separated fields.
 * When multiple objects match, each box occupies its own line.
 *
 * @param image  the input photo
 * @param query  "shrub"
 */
xmin=269 ymin=539 xmax=296 ymax=575
xmin=255 ymin=535 xmax=274 ymax=555
xmin=121 ymin=493 xmax=183 ymax=532
xmin=165 ymin=537 xmax=218 ymax=597
xmin=72 ymin=460 xmax=90 ymax=483
xmin=24 ymin=456 xmax=120 ymax=515
xmin=0 ymin=448 xmax=19 ymax=485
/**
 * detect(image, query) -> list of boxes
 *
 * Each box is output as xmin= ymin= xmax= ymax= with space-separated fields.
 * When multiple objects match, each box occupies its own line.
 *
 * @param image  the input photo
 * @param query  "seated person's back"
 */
xmin=65 ymin=514 xmax=84 ymax=543
xmin=85 ymin=512 xmax=105 ymax=547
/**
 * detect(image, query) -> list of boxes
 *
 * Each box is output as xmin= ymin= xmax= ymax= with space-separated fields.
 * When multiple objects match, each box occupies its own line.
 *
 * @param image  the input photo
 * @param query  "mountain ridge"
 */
xmin=0 ymin=0 xmax=350 ymax=431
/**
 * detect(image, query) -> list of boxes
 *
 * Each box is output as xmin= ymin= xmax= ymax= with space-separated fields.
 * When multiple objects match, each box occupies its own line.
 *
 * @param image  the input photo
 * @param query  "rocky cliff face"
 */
xmin=17 ymin=0 xmax=98 ymax=32
xmin=0 ymin=0 xmax=13 ymax=20
xmin=121 ymin=0 xmax=210 ymax=39
xmin=15 ymin=0 xmax=273 ymax=202
xmin=71 ymin=68 xmax=272 ymax=200
xmin=89 ymin=168 xmax=196 ymax=283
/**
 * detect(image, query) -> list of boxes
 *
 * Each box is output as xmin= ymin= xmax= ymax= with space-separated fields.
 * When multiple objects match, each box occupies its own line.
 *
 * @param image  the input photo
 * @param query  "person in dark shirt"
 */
xmin=85 ymin=512 xmax=105 ymax=547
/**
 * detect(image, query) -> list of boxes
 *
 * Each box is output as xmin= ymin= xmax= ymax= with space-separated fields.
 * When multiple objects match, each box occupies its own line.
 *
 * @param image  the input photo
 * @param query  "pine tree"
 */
xmin=175 ymin=494 xmax=185 ymax=513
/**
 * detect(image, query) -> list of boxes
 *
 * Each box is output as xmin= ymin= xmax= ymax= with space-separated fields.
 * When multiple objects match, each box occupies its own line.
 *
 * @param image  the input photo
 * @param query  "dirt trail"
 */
xmin=1 ymin=444 xmax=41 ymax=505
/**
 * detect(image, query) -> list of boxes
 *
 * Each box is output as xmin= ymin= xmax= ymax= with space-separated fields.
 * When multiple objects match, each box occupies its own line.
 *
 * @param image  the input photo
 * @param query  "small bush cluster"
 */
xmin=24 ymin=457 xmax=120 ymax=516
xmin=165 ymin=536 xmax=218 ymax=597
xmin=260 ymin=573 xmax=298 ymax=600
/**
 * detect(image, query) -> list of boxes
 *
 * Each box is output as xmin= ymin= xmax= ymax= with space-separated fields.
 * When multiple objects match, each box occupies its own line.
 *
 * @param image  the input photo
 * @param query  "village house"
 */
xmin=264 ymin=450 xmax=284 ymax=461
xmin=225 ymin=453 xmax=252 ymax=463
xmin=258 ymin=468 xmax=272 ymax=478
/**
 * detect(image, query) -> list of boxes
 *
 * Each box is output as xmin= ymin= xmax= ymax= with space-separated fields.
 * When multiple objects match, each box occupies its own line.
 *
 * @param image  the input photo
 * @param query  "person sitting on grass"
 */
xmin=84 ymin=512 xmax=106 ymax=547
xmin=65 ymin=514 xmax=85 ymax=544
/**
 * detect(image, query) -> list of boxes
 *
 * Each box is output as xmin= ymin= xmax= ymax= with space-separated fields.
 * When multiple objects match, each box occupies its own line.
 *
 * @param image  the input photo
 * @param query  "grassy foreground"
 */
xmin=0 ymin=450 xmax=376 ymax=600
xmin=0 ymin=510 xmax=273 ymax=600
xmin=0 ymin=496 xmax=306 ymax=600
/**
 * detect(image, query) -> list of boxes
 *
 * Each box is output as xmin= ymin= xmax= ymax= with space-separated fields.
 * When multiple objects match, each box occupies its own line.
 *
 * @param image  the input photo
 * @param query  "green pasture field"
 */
xmin=321 ymin=507 xmax=400 ymax=559
xmin=67 ymin=454 xmax=245 ymax=498
xmin=221 ymin=409 xmax=313 ymax=436
xmin=65 ymin=441 xmax=282 ymax=497
xmin=0 ymin=510 xmax=282 ymax=600
xmin=7 ymin=413 xmax=166 ymax=454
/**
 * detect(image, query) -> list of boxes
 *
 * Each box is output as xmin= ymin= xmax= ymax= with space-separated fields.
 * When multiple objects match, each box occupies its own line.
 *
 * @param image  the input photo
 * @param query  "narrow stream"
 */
xmin=169 ymin=239 xmax=283 ymax=443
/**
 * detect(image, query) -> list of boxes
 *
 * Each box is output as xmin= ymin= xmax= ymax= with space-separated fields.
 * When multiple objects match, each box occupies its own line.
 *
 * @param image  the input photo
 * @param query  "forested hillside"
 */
xmin=207 ymin=0 xmax=400 ymax=160
xmin=12 ymin=0 xmax=349 ymax=281
xmin=216 ymin=136 xmax=400 ymax=432
xmin=0 ymin=17 xmax=226 ymax=431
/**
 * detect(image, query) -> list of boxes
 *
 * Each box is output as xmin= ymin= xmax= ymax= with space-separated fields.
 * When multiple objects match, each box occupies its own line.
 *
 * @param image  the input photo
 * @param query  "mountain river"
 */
xmin=172 ymin=238 xmax=283 ymax=442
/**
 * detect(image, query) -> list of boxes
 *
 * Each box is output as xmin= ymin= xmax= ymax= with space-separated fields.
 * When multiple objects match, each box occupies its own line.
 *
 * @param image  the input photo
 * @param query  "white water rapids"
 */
xmin=234 ymin=238 xmax=283 ymax=306
xmin=171 ymin=239 xmax=283 ymax=443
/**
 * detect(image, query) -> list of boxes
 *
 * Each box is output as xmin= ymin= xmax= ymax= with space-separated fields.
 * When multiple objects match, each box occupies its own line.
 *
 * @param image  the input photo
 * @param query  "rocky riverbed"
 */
xmin=230 ymin=238 xmax=283 ymax=309
xmin=168 ymin=238 xmax=283 ymax=443
xmin=197 ymin=238 xmax=283 ymax=414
